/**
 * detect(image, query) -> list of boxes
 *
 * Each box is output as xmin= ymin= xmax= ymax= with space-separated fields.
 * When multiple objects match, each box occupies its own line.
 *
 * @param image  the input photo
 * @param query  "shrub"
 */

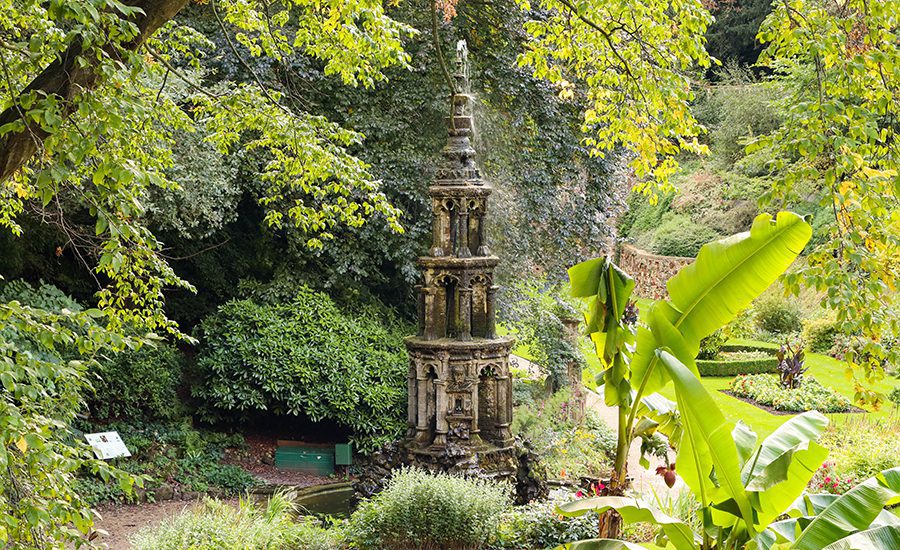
xmin=890 ymin=387 xmax=900 ymax=410
xmin=695 ymin=345 xmax=778 ymax=376
xmin=489 ymin=496 xmax=598 ymax=549
xmin=512 ymin=390 xmax=615 ymax=480
xmin=648 ymin=213 xmax=720 ymax=258
xmin=347 ymin=468 xmax=510 ymax=550
xmin=753 ymin=294 xmax=802 ymax=335
xmin=729 ymin=374 xmax=852 ymax=413
xmin=89 ymin=343 xmax=184 ymax=421
xmin=697 ymin=329 xmax=727 ymax=360
xmin=130 ymin=494 xmax=343 ymax=549
xmin=802 ymin=314 xmax=840 ymax=353
xmin=193 ymin=287 xmax=410 ymax=453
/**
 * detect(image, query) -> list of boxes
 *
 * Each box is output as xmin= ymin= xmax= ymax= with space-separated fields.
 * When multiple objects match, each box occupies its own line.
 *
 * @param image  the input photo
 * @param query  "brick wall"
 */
xmin=618 ymin=244 xmax=694 ymax=300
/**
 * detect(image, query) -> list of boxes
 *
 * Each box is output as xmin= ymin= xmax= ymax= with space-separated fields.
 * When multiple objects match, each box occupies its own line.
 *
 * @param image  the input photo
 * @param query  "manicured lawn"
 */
xmin=580 ymin=331 xmax=897 ymax=440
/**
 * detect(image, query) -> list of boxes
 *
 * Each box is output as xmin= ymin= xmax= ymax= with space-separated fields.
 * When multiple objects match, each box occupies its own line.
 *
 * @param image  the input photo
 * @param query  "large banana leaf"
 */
xmin=630 ymin=212 xmax=812 ymax=397
xmin=557 ymin=496 xmax=699 ymax=550
xmin=823 ymin=525 xmax=900 ymax=549
xmin=656 ymin=351 xmax=756 ymax=533
xmin=756 ymin=467 xmax=900 ymax=549
xmin=743 ymin=412 xmax=829 ymax=527
xmin=559 ymin=540 xmax=648 ymax=550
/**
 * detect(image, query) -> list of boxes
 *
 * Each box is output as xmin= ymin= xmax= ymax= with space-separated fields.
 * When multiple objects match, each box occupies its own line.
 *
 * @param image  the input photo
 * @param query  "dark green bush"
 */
xmin=648 ymin=213 xmax=720 ymax=258
xmin=90 ymin=344 xmax=184 ymax=421
xmin=802 ymin=315 xmax=839 ymax=353
xmin=490 ymin=497 xmax=598 ymax=549
xmin=347 ymin=468 xmax=509 ymax=550
xmin=697 ymin=329 xmax=728 ymax=360
xmin=193 ymin=286 xmax=410 ymax=453
xmin=753 ymin=294 xmax=803 ymax=335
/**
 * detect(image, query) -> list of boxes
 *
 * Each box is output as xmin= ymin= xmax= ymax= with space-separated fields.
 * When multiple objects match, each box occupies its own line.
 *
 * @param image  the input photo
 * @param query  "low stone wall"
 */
xmin=617 ymin=244 xmax=694 ymax=300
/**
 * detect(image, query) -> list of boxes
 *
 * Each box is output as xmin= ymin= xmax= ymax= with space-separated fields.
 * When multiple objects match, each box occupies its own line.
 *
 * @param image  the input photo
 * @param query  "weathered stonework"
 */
xmin=403 ymin=43 xmax=516 ymax=480
xmin=617 ymin=244 xmax=694 ymax=300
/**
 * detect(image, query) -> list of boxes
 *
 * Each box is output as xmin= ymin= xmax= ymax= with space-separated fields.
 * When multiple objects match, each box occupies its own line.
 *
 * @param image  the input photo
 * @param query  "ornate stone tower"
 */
xmin=404 ymin=42 xmax=516 ymax=469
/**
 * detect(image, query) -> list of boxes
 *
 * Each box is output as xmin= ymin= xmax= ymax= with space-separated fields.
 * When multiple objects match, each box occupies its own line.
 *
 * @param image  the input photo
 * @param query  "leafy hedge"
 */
xmin=696 ymin=344 xmax=777 ymax=376
xmin=192 ymin=286 xmax=410 ymax=453
xmin=729 ymin=374 xmax=852 ymax=413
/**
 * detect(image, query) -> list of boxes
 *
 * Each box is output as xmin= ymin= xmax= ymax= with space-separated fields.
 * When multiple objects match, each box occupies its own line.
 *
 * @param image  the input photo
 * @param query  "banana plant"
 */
xmin=557 ymin=351 xmax=900 ymax=549
xmin=567 ymin=212 xmax=813 ymax=537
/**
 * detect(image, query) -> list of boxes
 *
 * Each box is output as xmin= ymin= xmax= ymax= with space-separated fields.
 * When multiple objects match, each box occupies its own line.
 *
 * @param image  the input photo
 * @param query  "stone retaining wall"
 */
xmin=618 ymin=244 xmax=694 ymax=300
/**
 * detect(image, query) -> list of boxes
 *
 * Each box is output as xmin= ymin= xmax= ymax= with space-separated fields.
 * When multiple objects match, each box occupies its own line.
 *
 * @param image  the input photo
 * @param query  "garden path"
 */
xmin=584 ymin=389 xmax=683 ymax=498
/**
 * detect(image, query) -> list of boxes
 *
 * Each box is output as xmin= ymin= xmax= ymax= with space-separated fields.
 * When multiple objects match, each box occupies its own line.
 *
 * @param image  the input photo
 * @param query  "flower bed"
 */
xmin=728 ymin=374 xmax=853 ymax=413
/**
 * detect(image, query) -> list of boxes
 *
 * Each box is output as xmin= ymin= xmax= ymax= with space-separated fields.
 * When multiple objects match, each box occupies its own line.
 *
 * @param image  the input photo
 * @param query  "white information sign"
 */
xmin=85 ymin=431 xmax=131 ymax=460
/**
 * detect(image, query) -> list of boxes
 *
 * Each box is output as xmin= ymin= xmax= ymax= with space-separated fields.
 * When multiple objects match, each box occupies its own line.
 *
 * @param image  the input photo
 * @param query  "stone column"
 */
xmin=407 ymin=361 xmax=417 ymax=437
xmin=457 ymin=201 xmax=471 ymax=257
xmin=433 ymin=380 xmax=448 ymax=446
xmin=430 ymin=201 xmax=445 ymax=256
xmin=459 ymin=285 xmax=473 ymax=341
xmin=486 ymin=285 xmax=498 ymax=339
xmin=470 ymin=368 xmax=480 ymax=437
xmin=476 ymin=206 xmax=490 ymax=256
xmin=495 ymin=373 xmax=511 ymax=444
xmin=415 ymin=285 xmax=425 ymax=337
xmin=415 ymin=374 xmax=430 ymax=444
xmin=423 ymin=286 xmax=437 ymax=340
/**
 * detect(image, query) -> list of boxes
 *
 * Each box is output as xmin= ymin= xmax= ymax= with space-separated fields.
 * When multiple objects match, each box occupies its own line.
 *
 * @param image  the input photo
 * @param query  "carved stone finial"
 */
xmin=455 ymin=40 xmax=469 ymax=94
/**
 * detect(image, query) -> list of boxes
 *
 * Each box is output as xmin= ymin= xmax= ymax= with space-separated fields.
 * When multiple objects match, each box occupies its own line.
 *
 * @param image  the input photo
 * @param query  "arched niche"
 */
xmin=470 ymin=274 xmax=489 ymax=338
xmin=434 ymin=273 xmax=460 ymax=338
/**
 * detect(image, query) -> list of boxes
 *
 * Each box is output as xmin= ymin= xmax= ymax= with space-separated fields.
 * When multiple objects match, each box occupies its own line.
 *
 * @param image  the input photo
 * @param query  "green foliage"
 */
xmin=501 ymin=278 xmax=583 ymax=390
xmin=490 ymin=496 xmax=599 ymax=549
xmin=193 ymin=286 xmax=409 ymax=453
xmin=696 ymin=355 xmax=777 ymax=377
xmin=641 ymin=212 xmax=720 ymax=258
xmin=560 ymin=351 xmax=900 ymax=549
xmin=890 ymin=387 xmax=900 ymax=410
xmin=517 ymin=0 xmax=712 ymax=193
xmin=0 ymin=288 xmax=140 ymax=545
xmin=131 ymin=493 xmax=342 ymax=550
xmin=802 ymin=314 xmax=840 ymax=354
xmin=569 ymin=211 xmax=812 ymax=539
xmin=89 ymin=343 xmax=184 ymax=421
xmin=513 ymin=390 xmax=616 ymax=480
xmin=704 ymin=0 xmax=774 ymax=68
xmin=696 ymin=329 xmax=727 ymax=360
xmin=75 ymin=420 xmax=255 ymax=505
xmin=754 ymin=293 xmax=803 ymax=336
xmin=818 ymin=416 xmax=900 ymax=486
xmin=347 ymin=468 xmax=510 ymax=550
xmin=753 ymin=0 xmax=900 ymax=396
xmin=729 ymin=374 xmax=852 ymax=413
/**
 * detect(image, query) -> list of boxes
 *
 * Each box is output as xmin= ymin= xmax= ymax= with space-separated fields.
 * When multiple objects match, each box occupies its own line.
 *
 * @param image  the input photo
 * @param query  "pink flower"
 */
xmin=576 ymin=490 xmax=584 ymax=498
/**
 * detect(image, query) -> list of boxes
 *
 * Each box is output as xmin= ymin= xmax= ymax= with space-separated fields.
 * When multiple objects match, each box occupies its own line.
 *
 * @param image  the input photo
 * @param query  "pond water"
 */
xmin=294 ymin=485 xmax=357 ymax=518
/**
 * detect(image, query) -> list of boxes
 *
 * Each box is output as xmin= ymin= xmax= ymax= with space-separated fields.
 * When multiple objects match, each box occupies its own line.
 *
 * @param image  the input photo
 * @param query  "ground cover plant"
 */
xmin=814 ymin=416 xmax=900 ymax=494
xmin=130 ymin=493 xmax=342 ymax=550
xmin=729 ymin=374 xmax=852 ymax=413
xmin=74 ymin=421 xmax=255 ymax=505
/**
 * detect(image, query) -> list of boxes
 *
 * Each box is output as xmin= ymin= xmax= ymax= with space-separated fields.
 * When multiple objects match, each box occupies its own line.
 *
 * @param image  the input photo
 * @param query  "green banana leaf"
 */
xmin=742 ymin=412 xmax=829 ymax=527
xmin=630 ymin=212 xmax=812 ymax=397
xmin=656 ymin=350 xmax=756 ymax=533
xmin=557 ymin=496 xmax=699 ymax=550
xmin=558 ymin=539 xmax=649 ymax=550
xmin=757 ymin=468 xmax=900 ymax=549
xmin=822 ymin=525 xmax=900 ymax=549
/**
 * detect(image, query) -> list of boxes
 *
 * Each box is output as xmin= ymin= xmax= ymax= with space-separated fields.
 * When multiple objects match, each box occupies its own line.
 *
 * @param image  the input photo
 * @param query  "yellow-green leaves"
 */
xmin=518 ymin=0 xmax=713 ymax=195
xmin=755 ymin=0 xmax=900 ymax=393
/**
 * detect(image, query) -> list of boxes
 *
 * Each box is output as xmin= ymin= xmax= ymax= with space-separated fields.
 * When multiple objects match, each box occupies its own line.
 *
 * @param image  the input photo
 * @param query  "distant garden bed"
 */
xmin=697 ymin=343 xmax=778 ymax=376
xmin=724 ymin=374 xmax=859 ymax=414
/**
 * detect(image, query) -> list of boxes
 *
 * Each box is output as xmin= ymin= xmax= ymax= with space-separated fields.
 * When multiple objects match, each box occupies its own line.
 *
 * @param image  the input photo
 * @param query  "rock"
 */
xmin=153 ymin=483 xmax=174 ymax=501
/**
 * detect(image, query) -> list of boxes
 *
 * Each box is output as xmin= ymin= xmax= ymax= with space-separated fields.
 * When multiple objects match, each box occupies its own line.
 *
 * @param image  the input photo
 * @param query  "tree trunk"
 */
xmin=0 ymin=0 xmax=189 ymax=183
